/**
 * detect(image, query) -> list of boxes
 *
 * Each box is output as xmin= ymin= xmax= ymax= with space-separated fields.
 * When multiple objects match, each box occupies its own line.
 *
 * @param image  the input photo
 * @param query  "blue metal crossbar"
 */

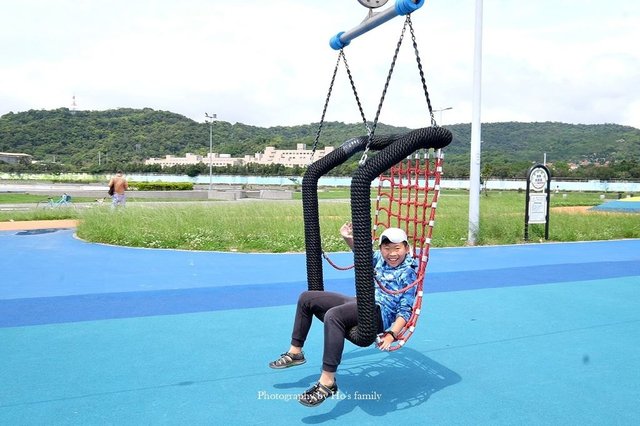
xmin=330 ymin=0 xmax=425 ymax=50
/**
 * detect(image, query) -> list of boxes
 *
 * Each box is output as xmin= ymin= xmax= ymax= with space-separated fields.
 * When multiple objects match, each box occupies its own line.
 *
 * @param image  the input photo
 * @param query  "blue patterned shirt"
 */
xmin=373 ymin=251 xmax=418 ymax=330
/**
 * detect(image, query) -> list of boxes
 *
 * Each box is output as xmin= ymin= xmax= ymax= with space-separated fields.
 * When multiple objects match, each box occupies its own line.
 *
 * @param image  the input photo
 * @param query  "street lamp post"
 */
xmin=205 ymin=113 xmax=217 ymax=192
xmin=433 ymin=107 xmax=453 ymax=125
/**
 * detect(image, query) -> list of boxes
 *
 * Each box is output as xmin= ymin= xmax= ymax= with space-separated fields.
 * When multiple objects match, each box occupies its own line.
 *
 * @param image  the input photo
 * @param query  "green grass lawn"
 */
xmin=1 ymin=190 xmax=638 ymax=252
xmin=0 ymin=193 xmax=99 ymax=204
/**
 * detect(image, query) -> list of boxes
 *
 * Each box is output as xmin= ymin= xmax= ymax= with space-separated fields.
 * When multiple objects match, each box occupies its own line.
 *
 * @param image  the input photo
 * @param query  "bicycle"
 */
xmin=37 ymin=193 xmax=76 ymax=209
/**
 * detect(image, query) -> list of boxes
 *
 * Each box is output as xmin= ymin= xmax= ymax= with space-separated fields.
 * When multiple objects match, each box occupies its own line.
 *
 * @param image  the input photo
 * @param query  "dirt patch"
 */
xmin=550 ymin=206 xmax=594 ymax=214
xmin=0 ymin=219 xmax=79 ymax=231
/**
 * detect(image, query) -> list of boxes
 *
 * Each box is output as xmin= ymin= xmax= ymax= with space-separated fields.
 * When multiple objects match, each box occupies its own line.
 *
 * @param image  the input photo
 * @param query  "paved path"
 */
xmin=0 ymin=219 xmax=79 ymax=231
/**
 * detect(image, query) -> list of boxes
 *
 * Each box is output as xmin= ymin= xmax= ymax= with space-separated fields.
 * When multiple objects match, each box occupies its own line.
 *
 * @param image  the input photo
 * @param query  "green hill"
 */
xmin=1 ymin=108 xmax=639 ymax=178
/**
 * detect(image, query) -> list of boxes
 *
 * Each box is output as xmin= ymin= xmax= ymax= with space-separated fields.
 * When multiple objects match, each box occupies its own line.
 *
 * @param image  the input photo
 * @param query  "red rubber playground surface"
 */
xmin=1 ymin=227 xmax=639 ymax=425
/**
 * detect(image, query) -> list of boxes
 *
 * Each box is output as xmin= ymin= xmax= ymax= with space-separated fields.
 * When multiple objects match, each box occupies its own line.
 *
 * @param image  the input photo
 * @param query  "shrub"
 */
xmin=128 ymin=181 xmax=194 ymax=191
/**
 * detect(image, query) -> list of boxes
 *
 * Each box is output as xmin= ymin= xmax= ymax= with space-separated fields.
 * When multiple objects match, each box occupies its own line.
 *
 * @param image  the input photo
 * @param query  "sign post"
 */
xmin=524 ymin=164 xmax=551 ymax=241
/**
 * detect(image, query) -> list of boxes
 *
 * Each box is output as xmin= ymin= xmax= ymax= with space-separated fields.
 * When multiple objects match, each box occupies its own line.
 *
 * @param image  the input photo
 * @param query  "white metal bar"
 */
xmin=468 ymin=0 xmax=483 ymax=245
xmin=330 ymin=0 xmax=425 ymax=50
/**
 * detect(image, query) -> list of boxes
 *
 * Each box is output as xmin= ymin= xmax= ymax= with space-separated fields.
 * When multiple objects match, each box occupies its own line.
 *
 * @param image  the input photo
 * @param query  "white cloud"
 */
xmin=1 ymin=0 xmax=638 ymax=130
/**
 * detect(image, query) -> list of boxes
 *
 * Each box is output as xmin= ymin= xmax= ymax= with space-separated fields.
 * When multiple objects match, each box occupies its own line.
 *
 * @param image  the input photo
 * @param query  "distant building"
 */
xmin=145 ymin=153 xmax=204 ymax=167
xmin=247 ymin=144 xmax=334 ymax=167
xmin=208 ymin=153 xmax=244 ymax=167
xmin=0 ymin=152 xmax=32 ymax=165
xmin=144 ymin=144 xmax=334 ymax=169
xmin=145 ymin=153 xmax=242 ymax=168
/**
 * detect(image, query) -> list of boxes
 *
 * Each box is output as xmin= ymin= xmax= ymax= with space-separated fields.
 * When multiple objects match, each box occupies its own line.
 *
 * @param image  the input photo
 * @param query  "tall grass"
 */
xmin=78 ymin=202 xmax=343 ymax=253
xmin=73 ymin=191 xmax=640 ymax=252
xmin=0 ymin=207 xmax=81 ymax=222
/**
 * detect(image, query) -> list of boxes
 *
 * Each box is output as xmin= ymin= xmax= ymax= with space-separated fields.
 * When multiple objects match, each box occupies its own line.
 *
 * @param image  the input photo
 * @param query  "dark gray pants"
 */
xmin=291 ymin=290 xmax=383 ymax=373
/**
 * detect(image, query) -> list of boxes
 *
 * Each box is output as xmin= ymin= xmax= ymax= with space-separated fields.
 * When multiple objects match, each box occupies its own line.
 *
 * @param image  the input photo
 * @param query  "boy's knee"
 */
xmin=297 ymin=290 xmax=317 ymax=308
xmin=298 ymin=290 xmax=312 ymax=302
xmin=324 ymin=307 xmax=339 ymax=324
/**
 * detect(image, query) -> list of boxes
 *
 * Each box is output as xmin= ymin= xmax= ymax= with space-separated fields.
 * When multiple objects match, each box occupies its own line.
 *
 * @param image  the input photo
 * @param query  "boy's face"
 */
xmin=380 ymin=242 xmax=410 ymax=268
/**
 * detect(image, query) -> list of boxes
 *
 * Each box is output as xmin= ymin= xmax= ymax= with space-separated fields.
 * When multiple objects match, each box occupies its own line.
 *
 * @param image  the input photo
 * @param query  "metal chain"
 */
xmin=312 ymin=15 xmax=437 ymax=165
xmin=407 ymin=15 xmax=436 ymax=127
xmin=342 ymin=51 xmax=372 ymax=137
xmin=311 ymin=50 xmax=372 ymax=164
xmin=359 ymin=15 xmax=408 ymax=165
xmin=310 ymin=52 xmax=342 ymax=163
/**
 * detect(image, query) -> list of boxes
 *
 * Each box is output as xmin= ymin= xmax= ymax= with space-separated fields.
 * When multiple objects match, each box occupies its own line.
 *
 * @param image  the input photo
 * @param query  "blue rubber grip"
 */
xmin=330 ymin=32 xmax=350 ymax=50
xmin=395 ymin=0 xmax=425 ymax=15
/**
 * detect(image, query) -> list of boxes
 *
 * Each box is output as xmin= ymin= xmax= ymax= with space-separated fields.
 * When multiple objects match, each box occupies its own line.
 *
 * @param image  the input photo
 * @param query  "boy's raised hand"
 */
xmin=340 ymin=222 xmax=354 ymax=250
xmin=339 ymin=222 xmax=353 ymax=238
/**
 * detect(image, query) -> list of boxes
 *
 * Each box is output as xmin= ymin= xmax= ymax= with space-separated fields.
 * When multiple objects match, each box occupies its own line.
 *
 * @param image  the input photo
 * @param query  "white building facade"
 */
xmin=144 ymin=144 xmax=334 ymax=169
xmin=0 ymin=152 xmax=33 ymax=164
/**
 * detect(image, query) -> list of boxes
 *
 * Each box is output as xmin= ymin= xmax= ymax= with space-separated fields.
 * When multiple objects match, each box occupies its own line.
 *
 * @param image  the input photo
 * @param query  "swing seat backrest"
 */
xmin=371 ymin=148 xmax=445 ymax=350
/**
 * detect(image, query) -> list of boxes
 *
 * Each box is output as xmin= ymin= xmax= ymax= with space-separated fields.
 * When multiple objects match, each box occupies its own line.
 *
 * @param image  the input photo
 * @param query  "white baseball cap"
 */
xmin=379 ymin=228 xmax=408 ymax=245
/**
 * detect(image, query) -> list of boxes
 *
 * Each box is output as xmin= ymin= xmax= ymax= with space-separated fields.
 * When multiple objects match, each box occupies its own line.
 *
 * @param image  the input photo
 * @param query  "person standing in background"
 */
xmin=108 ymin=170 xmax=128 ymax=208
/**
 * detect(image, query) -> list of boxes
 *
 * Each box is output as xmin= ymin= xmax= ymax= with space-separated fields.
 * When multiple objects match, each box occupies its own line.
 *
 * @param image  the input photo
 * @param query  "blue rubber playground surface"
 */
xmin=591 ymin=196 xmax=640 ymax=213
xmin=1 ymin=228 xmax=639 ymax=425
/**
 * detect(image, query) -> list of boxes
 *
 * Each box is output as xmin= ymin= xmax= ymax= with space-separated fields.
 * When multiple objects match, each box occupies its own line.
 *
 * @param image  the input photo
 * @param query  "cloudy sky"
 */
xmin=1 ymin=0 xmax=638 ymax=129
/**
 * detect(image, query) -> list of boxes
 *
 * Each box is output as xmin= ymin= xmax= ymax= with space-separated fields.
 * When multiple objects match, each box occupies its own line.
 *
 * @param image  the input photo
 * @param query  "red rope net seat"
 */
xmin=371 ymin=148 xmax=444 ymax=350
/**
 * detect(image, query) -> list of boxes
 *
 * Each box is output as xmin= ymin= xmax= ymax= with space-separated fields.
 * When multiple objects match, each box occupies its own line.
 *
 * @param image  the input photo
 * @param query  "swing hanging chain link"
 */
xmin=343 ymin=50 xmax=372 ymax=137
xmin=310 ymin=51 xmax=344 ymax=164
xmin=311 ymin=49 xmax=371 ymax=165
xmin=407 ymin=15 xmax=437 ymax=127
xmin=359 ymin=15 xmax=408 ymax=165
xmin=314 ymin=14 xmax=437 ymax=166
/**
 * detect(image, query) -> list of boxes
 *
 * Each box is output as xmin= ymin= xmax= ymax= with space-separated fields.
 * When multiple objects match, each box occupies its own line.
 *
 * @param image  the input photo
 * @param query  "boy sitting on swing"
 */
xmin=269 ymin=223 xmax=417 ymax=407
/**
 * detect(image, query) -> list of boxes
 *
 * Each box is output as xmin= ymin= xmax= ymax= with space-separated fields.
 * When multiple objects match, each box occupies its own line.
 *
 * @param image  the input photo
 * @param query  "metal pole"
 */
xmin=433 ymin=107 xmax=453 ymax=125
xmin=205 ymin=113 xmax=217 ymax=192
xmin=209 ymin=122 xmax=213 ymax=191
xmin=468 ymin=0 xmax=483 ymax=245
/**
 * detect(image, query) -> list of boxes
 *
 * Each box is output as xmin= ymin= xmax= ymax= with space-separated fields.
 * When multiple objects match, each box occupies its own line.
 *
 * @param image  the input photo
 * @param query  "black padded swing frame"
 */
xmin=303 ymin=10 xmax=453 ymax=348
xmin=302 ymin=127 xmax=452 ymax=347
